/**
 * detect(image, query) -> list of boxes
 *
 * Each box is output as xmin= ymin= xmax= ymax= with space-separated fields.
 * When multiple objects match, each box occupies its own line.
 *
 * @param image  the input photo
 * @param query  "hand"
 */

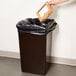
xmin=49 ymin=0 xmax=69 ymax=5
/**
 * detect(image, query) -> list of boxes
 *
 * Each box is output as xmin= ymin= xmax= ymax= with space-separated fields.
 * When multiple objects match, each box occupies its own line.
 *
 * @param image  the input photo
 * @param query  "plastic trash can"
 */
xmin=16 ymin=18 xmax=57 ymax=75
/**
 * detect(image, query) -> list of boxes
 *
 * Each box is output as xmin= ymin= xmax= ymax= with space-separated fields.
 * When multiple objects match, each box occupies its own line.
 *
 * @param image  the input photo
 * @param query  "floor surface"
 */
xmin=0 ymin=57 xmax=76 ymax=76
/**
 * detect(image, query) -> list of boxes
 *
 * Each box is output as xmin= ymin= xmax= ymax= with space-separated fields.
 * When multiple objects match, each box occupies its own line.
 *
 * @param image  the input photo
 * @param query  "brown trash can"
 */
xmin=16 ymin=18 xmax=57 ymax=75
xmin=18 ymin=32 xmax=51 ymax=75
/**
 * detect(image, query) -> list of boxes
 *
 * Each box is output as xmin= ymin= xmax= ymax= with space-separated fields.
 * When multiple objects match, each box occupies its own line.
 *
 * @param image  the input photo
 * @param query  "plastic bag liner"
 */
xmin=16 ymin=18 xmax=57 ymax=35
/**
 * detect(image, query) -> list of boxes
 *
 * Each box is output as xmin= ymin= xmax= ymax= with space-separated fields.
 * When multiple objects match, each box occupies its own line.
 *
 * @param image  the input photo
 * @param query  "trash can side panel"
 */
xmin=18 ymin=32 xmax=46 ymax=75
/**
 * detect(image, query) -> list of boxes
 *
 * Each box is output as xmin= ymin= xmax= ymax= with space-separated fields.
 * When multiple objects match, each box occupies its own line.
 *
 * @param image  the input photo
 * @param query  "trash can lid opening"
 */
xmin=16 ymin=18 xmax=57 ymax=35
xmin=25 ymin=18 xmax=55 ymax=25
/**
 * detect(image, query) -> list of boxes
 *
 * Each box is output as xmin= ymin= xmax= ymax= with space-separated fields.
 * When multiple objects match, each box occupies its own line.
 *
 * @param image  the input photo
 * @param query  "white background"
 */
xmin=0 ymin=0 xmax=76 ymax=59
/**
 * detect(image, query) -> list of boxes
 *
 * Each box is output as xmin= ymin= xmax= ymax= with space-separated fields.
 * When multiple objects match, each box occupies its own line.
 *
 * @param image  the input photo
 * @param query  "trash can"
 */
xmin=16 ymin=18 xmax=57 ymax=75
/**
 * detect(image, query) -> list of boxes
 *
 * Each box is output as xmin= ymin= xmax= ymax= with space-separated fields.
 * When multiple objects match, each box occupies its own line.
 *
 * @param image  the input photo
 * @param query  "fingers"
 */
xmin=48 ymin=1 xmax=56 ymax=6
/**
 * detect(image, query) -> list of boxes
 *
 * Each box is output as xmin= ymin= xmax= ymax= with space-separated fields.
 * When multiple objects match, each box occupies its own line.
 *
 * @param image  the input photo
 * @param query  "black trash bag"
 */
xmin=16 ymin=18 xmax=57 ymax=35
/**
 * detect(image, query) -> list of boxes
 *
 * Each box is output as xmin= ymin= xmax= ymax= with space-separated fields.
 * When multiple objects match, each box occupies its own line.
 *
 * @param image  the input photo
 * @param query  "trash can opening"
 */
xmin=16 ymin=18 xmax=57 ymax=35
